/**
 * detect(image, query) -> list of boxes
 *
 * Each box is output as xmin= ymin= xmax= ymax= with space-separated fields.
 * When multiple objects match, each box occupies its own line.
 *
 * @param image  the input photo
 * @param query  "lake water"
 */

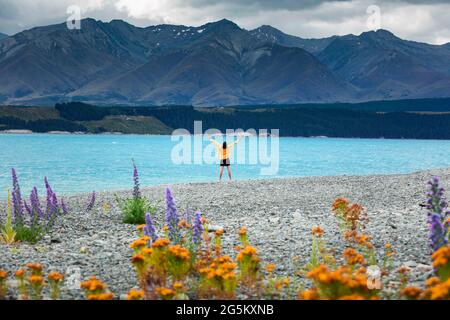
xmin=1 ymin=134 xmax=450 ymax=195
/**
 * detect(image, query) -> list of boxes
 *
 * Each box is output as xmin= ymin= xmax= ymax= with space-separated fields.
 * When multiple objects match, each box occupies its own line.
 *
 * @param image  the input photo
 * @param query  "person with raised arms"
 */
xmin=208 ymin=134 xmax=243 ymax=181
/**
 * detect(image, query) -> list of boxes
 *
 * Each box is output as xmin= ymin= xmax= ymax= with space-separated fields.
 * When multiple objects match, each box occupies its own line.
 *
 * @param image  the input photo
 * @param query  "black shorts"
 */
xmin=220 ymin=159 xmax=230 ymax=167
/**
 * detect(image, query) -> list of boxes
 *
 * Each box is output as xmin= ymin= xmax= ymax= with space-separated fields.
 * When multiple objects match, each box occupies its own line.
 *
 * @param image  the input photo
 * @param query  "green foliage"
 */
xmin=116 ymin=195 xmax=158 ymax=225
xmin=6 ymin=100 xmax=450 ymax=138
xmin=0 ymin=116 xmax=87 ymax=133
xmin=0 ymin=191 xmax=16 ymax=244
xmin=13 ymin=223 xmax=47 ymax=244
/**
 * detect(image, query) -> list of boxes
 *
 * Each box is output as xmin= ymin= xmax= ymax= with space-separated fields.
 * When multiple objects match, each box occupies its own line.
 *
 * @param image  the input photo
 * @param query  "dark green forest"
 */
xmin=1 ymin=99 xmax=450 ymax=139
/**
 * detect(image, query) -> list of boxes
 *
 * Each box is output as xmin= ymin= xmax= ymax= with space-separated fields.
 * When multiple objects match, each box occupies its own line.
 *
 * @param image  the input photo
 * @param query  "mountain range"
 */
xmin=0 ymin=19 xmax=449 ymax=106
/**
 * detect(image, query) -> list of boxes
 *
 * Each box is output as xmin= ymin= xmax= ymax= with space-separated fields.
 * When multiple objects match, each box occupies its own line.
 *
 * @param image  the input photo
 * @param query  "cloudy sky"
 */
xmin=1 ymin=0 xmax=450 ymax=44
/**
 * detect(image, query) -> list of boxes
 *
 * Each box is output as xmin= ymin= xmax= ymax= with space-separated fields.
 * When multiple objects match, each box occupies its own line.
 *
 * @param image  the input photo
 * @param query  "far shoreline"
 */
xmin=2 ymin=130 xmax=450 ymax=141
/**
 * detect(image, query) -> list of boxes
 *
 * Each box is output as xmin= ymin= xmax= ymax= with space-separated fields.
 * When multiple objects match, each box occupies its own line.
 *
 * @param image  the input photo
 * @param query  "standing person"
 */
xmin=208 ymin=134 xmax=243 ymax=181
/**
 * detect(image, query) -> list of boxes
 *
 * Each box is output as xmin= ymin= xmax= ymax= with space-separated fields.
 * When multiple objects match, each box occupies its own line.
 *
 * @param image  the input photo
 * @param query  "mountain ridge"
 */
xmin=0 ymin=19 xmax=449 ymax=106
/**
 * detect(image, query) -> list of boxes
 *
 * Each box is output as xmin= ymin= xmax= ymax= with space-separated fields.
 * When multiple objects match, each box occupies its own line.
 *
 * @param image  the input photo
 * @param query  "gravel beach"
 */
xmin=1 ymin=168 xmax=449 ymax=299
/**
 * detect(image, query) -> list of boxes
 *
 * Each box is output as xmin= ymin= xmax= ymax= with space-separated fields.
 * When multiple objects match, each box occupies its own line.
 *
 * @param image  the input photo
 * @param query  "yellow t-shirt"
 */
xmin=211 ymin=139 xmax=238 ymax=160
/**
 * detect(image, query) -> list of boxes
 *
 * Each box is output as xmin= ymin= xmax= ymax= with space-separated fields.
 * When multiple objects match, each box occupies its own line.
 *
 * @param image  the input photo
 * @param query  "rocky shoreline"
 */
xmin=1 ymin=168 xmax=449 ymax=299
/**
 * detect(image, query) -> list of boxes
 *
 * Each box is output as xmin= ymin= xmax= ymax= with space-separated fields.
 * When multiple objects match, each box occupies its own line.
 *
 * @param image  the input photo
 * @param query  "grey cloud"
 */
xmin=0 ymin=0 xmax=449 ymax=44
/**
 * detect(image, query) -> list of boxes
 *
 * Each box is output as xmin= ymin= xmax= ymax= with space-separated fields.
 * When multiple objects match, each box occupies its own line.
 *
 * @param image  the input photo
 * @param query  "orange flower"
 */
xmin=80 ymin=276 xmax=107 ymax=292
xmin=356 ymin=234 xmax=371 ymax=244
xmin=343 ymin=248 xmax=366 ymax=265
xmin=332 ymin=198 xmax=349 ymax=211
xmin=155 ymin=287 xmax=176 ymax=299
xmin=141 ymin=248 xmax=153 ymax=256
xmin=168 ymin=245 xmax=190 ymax=261
xmin=426 ymin=277 xmax=441 ymax=287
xmin=48 ymin=272 xmax=64 ymax=282
xmin=151 ymin=238 xmax=170 ymax=248
xmin=237 ymin=246 xmax=258 ymax=262
xmin=385 ymin=243 xmax=392 ymax=250
xmin=0 ymin=271 xmax=7 ymax=280
xmin=397 ymin=266 xmax=410 ymax=275
xmin=266 ymin=263 xmax=276 ymax=273
xmin=173 ymin=282 xmax=184 ymax=290
xmin=88 ymin=292 xmax=114 ymax=300
xmin=26 ymin=263 xmax=43 ymax=272
xmin=401 ymin=287 xmax=423 ymax=299
xmin=136 ymin=224 xmax=146 ymax=231
xmin=432 ymin=245 xmax=450 ymax=269
xmin=28 ymin=275 xmax=44 ymax=285
xmin=14 ymin=269 xmax=25 ymax=278
xmin=130 ymin=236 xmax=150 ymax=250
xmin=312 ymin=226 xmax=324 ymax=237
xmin=238 ymin=227 xmax=247 ymax=236
xmin=178 ymin=220 xmax=191 ymax=229
xmin=215 ymin=229 xmax=225 ymax=237
xmin=307 ymin=264 xmax=372 ymax=298
xmin=131 ymin=254 xmax=146 ymax=265
xmin=425 ymin=279 xmax=450 ymax=300
xmin=298 ymin=289 xmax=319 ymax=300
xmin=127 ymin=289 xmax=145 ymax=300
xmin=339 ymin=295 xmax=365 ymax=300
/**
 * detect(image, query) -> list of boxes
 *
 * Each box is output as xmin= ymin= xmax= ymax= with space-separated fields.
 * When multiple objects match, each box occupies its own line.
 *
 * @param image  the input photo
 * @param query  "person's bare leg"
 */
xmin=227 ymin=166 xmax=232 ymax=180
xmin=219 ymin=167 xmax=224 ymax=180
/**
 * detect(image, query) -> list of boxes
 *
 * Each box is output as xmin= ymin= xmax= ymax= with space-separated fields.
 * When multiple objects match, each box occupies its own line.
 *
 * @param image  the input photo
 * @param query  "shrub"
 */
xmin=119 ymin=196 xmax=157 ymax=225
xmin=0 ymin=169 xmax=68 ymax=244
xmin=117 ymin=162 xmax=158 ymax=225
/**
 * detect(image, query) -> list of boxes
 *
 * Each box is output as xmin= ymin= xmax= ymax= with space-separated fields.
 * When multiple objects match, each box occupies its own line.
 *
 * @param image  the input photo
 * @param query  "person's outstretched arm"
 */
xmin=208 ymin=135 xmax=221 ymax=147
xmin=231 ymin=135 xmax=243 ymax=147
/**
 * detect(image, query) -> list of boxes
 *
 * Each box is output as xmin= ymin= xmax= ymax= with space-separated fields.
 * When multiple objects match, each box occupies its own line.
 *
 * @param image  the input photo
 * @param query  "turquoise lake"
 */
xmin=1 ymin=134 xmax=450 ymax=195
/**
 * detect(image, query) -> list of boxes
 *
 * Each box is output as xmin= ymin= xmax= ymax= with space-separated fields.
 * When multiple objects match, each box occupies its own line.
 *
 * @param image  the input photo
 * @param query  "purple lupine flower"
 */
xmin=11 ymin=168 xmax=24 ymax=224
xmin=132 ymin=162 xmax=141 ymax=200
xmin=165 ymin=188 xmax=180 ymax=242
xmin=426 ymin=177 xmax=449 ymax=252
xmin=45 ymin=177 xmax=53 ymax=209
xmin=427 ymin=177 xmax=449 ymax=215
xmin=428 ymin=213 xmax=447 ymax=252
xmin=61 ymin=199 xmax=69 ymax=215
xmin=192 ymin=211 xmax=203 ymax=245
xmin=86 ymin=191 xmax=96 ymax=211
xmin=30 ymin=187 xmax=44 ymax=219
xmin=44 ymin=177 xmax=59 ymax=219
xmin=51 ymin=192 xmax=58 ymax=214
xmin=144 ymin=212 xmax=158 ymax=242
xmin=52 ymin=189 xmax=59 ymax=211
xmin=24 ymin=200 xmax=33 ymax=222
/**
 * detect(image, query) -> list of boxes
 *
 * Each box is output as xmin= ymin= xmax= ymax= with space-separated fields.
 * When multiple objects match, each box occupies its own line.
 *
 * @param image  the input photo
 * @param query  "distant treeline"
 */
xmin=2 ymin=101 xmax=450 ymax=138
xmin=52 ymin=102 xmax=450 ymax=139
xmin=229 ymin=97 xmax=450 ymax=112
xmin=0 ymin=116 xmax=87 ymax=132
